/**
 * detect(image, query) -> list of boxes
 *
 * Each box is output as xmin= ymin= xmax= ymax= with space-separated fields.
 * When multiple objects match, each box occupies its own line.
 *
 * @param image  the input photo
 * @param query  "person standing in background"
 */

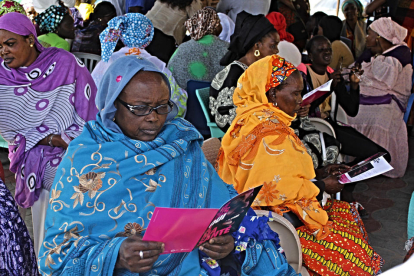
xmin=216 ymin=0 xmax=271 ymax=23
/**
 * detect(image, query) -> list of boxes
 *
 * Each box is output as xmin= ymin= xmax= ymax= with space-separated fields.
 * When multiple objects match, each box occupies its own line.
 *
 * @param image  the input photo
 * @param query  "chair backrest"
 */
xmin=254 ymin=210 xmax=303 ymax=274
xmin=0 ymin=135 xmax=8 ymax=148
xmin=72 ymin=52 xmax=101 ymax=73
xmin=201 ymin=137 xmax=221 ymax=167
xmin=404 ymin=93 xmax=414 ymax=123
xmin=196 ymin=88 xmax=226 ymax=138
xmin=196 ymin=87 xmax=212 ymax=123
xmin=308 ymin=117 xmax=336 ymax=138
xmin=330 ymin=93 xmax=348 ymax=124
xmin=186 ymin=80 xmax=211 ymax=136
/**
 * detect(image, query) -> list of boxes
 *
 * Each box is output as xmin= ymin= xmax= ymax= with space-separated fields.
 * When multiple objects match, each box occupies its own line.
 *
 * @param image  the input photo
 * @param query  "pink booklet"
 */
xmin=142 ymin=185 xmax=263 ymax=254
xmin=301 ymin=79 xmax=333 ymax=106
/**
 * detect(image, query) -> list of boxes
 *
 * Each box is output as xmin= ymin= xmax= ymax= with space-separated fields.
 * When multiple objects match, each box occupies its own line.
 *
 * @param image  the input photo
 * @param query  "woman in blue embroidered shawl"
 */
xmin=38 ymin=56 xmax=298 ymax=276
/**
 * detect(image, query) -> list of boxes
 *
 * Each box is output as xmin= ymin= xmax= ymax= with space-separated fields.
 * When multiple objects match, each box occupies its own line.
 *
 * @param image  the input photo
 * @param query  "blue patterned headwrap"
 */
xmin=35 ymin=3 xmax=68 ymax=33
xmin=99 ymin=13 xmax=154 ymax=62
xmin=96 ymin=56 xmax=178 ymax=133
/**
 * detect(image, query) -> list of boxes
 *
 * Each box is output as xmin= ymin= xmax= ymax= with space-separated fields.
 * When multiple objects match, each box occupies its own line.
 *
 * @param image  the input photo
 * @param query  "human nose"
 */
xmin=144 ymin=109 xmax=159 ymax=122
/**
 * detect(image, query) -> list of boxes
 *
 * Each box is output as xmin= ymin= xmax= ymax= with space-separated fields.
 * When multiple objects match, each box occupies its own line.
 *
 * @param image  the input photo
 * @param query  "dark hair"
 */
xmin=318 ymin=16 xmax=342 ymax=42
xmin=310 ymin=11 xmax=328 ymax=36
xmin=258 ymin=29 xmax=278 ymax=43
xmin=90 ymin=1 xmax=116 ymax=21
xmin=306 ymin=35 xmax=330 ymax=54
xmin=158 ymin=0 xmax=195 ymax=10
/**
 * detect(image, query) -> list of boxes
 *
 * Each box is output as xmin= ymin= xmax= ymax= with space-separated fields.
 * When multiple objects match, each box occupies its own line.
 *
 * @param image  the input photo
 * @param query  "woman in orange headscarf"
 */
xmin=217 ymin=55 xmax=383 ymax=276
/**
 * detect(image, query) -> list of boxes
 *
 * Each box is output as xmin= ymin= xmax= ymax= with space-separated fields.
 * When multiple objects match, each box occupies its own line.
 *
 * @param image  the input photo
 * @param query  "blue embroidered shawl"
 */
xmin=38 ymin=117 xmax=237 ymax=275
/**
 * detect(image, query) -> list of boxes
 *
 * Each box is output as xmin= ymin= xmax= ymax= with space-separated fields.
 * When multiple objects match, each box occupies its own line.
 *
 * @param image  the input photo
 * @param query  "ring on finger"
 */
xmin=139 ymin=250 xmax=144 ymax=259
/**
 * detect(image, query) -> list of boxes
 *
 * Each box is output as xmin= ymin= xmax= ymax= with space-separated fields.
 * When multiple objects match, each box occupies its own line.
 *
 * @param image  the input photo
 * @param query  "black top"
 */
xmin=209 ymin=61 xmax=248 ymax=132
xmin=146 ymin=28 xmax=177 ymax=64
xmin=301 ymin=68 xmax=360 ymax=121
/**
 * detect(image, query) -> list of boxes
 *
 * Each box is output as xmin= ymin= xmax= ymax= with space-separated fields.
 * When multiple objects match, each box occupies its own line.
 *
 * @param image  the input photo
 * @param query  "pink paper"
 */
xmin=143 ymin=207 xmax=218 ymax=254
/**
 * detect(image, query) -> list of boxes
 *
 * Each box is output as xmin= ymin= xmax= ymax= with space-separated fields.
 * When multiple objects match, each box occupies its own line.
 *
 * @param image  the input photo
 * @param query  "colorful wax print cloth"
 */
xmin=298 ymin=200 xmax=383 ymax=276
xmin=35 ymin=2 xmax=68 ymax=33
xmin=0 ymin=0 xmax=26 ymax=16
xmin=0 ymin=179 xmax=38 ymax=275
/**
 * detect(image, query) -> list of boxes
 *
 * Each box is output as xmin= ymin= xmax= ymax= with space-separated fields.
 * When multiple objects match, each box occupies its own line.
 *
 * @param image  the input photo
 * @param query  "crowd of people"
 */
xmin=0 ymin=0 xmax=412 ymax=275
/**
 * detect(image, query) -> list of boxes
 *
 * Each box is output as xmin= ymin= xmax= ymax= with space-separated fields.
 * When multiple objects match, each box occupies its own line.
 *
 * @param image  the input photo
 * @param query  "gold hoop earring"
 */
xmin=254 ymin=50 xmax=260 ymax=57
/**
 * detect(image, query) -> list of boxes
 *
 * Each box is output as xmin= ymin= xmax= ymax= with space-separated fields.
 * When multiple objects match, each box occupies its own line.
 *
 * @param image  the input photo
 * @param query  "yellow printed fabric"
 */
xmin=216 ymin=55 xmax=331 ymax=240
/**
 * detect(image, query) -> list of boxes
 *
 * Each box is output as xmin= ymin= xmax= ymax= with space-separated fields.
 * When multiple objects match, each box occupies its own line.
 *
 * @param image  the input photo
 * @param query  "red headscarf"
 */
xmin=266 ymin=12 xmax=294 ymax=43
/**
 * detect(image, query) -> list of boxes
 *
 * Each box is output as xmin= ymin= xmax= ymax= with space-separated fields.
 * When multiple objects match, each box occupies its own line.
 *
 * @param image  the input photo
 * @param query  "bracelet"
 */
xmin=48 ymin=134 xmax=55 ymax=147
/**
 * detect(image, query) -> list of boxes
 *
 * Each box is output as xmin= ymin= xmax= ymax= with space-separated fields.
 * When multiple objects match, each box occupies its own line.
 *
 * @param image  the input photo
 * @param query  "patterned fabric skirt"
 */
xmin=0 ymin=179 xmax=38 ymax=276
xmin=297 ymin=200 xmax=383 ymax=276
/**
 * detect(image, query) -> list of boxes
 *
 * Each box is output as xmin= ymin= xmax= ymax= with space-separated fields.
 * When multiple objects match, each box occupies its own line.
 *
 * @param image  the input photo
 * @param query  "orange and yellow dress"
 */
xmin=216 ymin=55 xmax=383 ymax=276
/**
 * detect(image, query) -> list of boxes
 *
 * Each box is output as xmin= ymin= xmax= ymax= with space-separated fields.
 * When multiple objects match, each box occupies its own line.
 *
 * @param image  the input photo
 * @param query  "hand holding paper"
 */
xmin=301 ymin=79 xmax=333 ymax=106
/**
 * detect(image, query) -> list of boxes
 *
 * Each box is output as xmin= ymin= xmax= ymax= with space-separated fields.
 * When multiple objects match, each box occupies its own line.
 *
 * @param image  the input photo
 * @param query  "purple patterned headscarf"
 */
xmin=0 ymin=12 xmax=98 ymax=208
xmin=0 ymin=12 xmax=43 ymax=51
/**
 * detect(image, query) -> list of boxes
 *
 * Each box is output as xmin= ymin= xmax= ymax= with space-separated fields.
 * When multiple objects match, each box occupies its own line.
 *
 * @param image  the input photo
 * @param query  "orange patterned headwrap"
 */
xmin=265 ymin=55 xmax=297 ymax=91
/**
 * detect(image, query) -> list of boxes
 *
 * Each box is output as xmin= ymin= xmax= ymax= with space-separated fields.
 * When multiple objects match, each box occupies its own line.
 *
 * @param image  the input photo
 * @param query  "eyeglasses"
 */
xmin=117 ymin=98 xmax=173 ymax=116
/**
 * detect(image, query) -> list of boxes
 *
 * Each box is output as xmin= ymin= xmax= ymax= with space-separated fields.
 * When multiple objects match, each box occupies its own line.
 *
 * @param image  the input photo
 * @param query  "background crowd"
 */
xmin=0 ymin=0 xmax=413 ymax=275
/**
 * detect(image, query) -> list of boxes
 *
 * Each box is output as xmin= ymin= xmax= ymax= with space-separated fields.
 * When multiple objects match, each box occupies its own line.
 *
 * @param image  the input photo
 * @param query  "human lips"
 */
xmin=3 ymin=57 xmax=13 ymax=64
xmin=141 ymin=129 xmax=158 ymax=136
xmin=323 ymin=54 xmax=331 ymax=62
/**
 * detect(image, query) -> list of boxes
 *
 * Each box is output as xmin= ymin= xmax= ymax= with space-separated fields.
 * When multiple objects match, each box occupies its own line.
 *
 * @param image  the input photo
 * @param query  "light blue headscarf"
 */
xmin=100 ymin=13 xmax=154 ymax=62
xmin=96 ymin=55 xmax=178 ymax=133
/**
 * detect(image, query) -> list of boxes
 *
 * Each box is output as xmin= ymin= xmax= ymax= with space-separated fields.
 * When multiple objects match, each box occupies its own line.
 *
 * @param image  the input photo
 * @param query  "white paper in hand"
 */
xmin=301 ymin=79 xmax=333 ymax=106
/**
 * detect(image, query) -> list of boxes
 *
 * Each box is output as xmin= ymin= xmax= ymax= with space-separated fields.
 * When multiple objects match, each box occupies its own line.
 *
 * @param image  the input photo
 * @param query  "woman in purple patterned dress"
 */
xmin=0 ymin=178 xmax=38 ymax=275
xmin=0 ymin=12 xmax=98 ymax=209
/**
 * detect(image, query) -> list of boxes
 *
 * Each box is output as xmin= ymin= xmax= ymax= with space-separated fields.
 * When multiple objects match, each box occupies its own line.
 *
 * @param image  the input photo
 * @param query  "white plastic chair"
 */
xmin=72 ymin=52 xmax=101 ymax=73
xmin=330 ymin=93 xmax=348 ymax=124
xmin=255 ymin=210 xmax=309 ymax=275
xmin=32 ymin=189 xmax=50 ymax=256
xmin=308 ymin=117 xmax=341 ymax=200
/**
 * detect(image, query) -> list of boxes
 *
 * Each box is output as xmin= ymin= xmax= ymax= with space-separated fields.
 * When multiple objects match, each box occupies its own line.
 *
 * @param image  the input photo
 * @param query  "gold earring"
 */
xmin=30 ymin=44 xmax=33 ymax=47
xmin=254 ymin=50 xmax=260 ymax=57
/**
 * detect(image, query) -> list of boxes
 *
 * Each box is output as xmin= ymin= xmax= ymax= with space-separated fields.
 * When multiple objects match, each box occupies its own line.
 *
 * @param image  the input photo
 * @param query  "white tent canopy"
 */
xmin=309 ymin=0 xmax=371 ymax=20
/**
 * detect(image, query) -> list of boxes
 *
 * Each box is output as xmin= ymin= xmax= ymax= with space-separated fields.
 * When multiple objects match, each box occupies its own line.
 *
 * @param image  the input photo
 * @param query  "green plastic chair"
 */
xmin=0 ymin=135 xmax=7 ymax=148
xmin=195 ymin=88 xmax=225 ymax=138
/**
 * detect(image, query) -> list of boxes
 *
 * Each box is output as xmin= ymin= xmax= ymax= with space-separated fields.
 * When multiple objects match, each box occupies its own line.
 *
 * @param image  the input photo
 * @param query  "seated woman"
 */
xmin=0 ymin=178 xmax=38 ymax=275
xmin=340 ymin=0 xmax=366 ymax=59
xmin=299 ymin=35 xmax=390 ymax=203
xmin=38 ymin=56 xmax=298 ymax=276
xmin=216 ymin=55 xmax=383 ymax=276
xmin=209 ymin=11 xmax=279 ymax=132
xmin=71 ymin=1 xmax=117 ymax=55
xmin=347 ymin=18 xmax=413 ymax=178
xmin=266 ymin=12 xmax=301 ymax=66
xmin=92 ymin=13 xmax=188 ymax=117
xmin=217 ymin=12 xmax=234 ymax=43
xmin=318 ymin=15 xmax=354 ymax=70
xmin=35 ymin=1 xmax=75 ymax=50
xmin=0 ymin=12 xmax=98 ymax=207
xmin=167 ymin=7 xmax=228 ymax=91
xmin=146 ymin=0 xmax=202 ymax=45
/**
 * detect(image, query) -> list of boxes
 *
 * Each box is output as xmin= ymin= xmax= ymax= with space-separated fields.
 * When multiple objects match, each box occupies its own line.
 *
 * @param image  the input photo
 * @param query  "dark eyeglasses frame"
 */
xmin=117 ymin=98 xmax=173 ymax=116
